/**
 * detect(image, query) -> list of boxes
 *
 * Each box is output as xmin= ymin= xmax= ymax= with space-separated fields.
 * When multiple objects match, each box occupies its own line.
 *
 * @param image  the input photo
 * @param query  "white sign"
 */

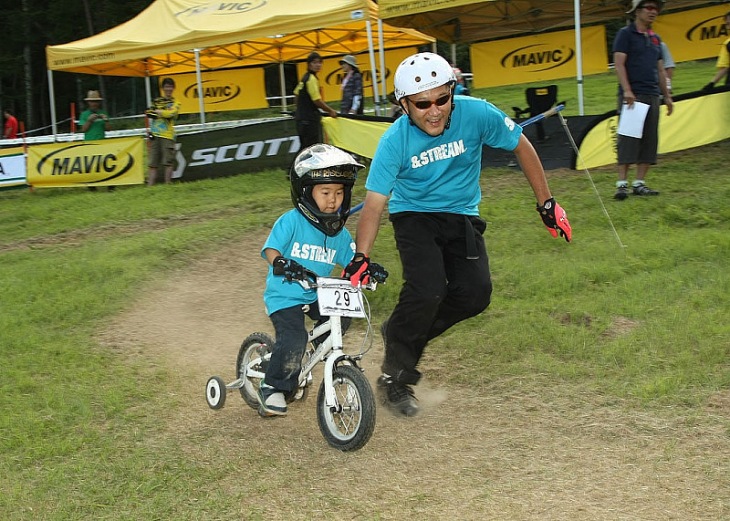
xmin=316 ymin=278 xmax=366 ymax=318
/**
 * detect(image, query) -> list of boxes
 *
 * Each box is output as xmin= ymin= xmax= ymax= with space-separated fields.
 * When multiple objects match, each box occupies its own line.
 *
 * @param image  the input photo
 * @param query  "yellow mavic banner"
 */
xmin=166 ymin=68 xmax=268 ymax=114
xmin=578 ymin=92 xmax=730 ymax=169
xmin=653 ymin=5 xmax=730 ymax=62
xmin=471 ymin=26 xmax=607 ymax=89
xmin=323 ymin=117 xmax=391 ymax=159
xmin=297 ymin=47 xmax=419 ymax=106
xmin=27 ymin=137 xmax=145 ymax=188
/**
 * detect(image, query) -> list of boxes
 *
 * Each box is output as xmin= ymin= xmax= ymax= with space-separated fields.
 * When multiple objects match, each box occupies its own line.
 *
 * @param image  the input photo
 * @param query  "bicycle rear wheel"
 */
xmin=317 ymin=365 xmax=376 ymax=451
xmin=237 ymin=332 xmax=274 ymax=410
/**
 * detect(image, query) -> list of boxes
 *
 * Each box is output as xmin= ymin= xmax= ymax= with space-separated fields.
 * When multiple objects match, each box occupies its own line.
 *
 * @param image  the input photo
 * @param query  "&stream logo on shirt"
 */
xmin=410 ymin=139 xmax=466 ymax=169
xmin=290 ymin=242 xmax=337 ymax=264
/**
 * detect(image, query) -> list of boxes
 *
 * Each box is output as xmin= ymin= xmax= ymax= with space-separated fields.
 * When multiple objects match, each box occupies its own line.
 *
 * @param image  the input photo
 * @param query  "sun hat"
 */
xmin=339 ymin=55 xmax=358 ymax=69
xmin=84 ymin=90 xmax=103 ymax=101
xmin=626 ymin=0 xmax=664 ymax=14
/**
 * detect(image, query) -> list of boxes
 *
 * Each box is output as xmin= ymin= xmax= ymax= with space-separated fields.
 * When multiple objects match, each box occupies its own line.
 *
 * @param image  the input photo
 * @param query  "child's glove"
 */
xmin=366 ymin=263 xmax=389 ymax=284
xmin=537 ymin=197 xmax=572 ymax=242
xmin=272 ymin=256 xmax=305 ymax=281
xmin=342 ymin=253 xmax=370 ymax=286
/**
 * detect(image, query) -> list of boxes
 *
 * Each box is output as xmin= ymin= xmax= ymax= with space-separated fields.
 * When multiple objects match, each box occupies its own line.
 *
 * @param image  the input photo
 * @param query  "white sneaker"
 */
xmin=257 ymin=383 xmax=287 ymax=416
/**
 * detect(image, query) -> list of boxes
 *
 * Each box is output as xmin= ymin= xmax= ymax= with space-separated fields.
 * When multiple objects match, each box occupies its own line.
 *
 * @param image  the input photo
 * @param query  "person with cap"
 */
xmin=79 ymin=90 xmax=114 ymax=191
xmin=342 ymin=52 xmax=572 ymax=418
xmin=79 ymin=90 xmax=110 ymax=141
xmin=293 ymin=52 xmax=337 ymax=150
xmin=146 ymin=77 xmax=181 ymax=186
xmin=702 ymin=11 xmax=730 ymax=92
xmin=612 ymin=0 xmax=673 ymax=201
xmin=339 ymin=54 xmax=364 ymax=115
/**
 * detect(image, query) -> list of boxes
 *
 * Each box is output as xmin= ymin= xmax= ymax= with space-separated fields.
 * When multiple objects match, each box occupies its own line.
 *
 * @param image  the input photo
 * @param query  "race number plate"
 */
xmin=316 ymin=277 xmax=366 ymax=318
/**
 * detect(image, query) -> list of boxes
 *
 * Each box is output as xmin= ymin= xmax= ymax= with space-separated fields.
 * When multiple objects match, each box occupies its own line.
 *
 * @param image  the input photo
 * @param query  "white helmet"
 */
xmin=393 ymin=52 xmax=457 ymax=101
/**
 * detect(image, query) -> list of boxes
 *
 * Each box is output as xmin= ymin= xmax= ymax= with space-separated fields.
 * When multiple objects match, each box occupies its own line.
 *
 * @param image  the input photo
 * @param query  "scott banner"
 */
xmin=163 ymin=68 xmax=268 ymax=114
xmin=653 ymin=5 xmax=730 ymax=62
xmin=471 ymin=26 xmax=607 ymax=89
xmin=27 ymin=137 xmax=145 ymax=188
xmin=0 ymin=147 xmax=26 ymax=188
xmin=296 ymin=47 xmax=419 ymax=108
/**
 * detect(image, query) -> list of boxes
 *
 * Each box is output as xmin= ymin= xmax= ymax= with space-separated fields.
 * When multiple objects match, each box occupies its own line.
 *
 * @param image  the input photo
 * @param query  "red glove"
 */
xmin=537 ymin=198 xmax=572 ymax=242
xmin=342 ymin=253 xmax=370 ymax=286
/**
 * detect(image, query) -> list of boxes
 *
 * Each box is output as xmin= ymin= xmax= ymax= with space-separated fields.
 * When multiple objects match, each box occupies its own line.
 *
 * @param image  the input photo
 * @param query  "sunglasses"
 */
xmin=408 ymin=93 xmax=451 ymax=110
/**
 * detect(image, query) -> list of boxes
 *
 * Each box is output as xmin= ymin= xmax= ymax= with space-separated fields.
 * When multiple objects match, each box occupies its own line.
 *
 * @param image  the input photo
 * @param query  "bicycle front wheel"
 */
xmin=317 ymin=365 xmax=376 ymax=451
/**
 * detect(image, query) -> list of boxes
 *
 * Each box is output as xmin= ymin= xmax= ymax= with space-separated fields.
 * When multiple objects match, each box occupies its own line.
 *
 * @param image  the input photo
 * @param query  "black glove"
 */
xmin=341 ymin=253 xmax=370 ymax=286
xmin=702 ymin=82 xmax=715 ymax=92
xmin=272 ymin=256 xmax=305 ymax=282
xmin=537 ymin=197 xmax=572 ymax=243
xmin=366 ymin=263 xmax=389 ymax=284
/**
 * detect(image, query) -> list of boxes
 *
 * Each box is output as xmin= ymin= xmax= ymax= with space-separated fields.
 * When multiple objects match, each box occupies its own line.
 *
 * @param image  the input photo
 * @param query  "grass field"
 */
xmin=1 ymin=73 xmax=728 ymax=518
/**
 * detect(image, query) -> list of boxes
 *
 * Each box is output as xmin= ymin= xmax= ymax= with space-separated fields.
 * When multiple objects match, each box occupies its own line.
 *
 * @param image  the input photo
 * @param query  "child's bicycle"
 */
xmin=205 ymin=268 xmax=385 ymax=451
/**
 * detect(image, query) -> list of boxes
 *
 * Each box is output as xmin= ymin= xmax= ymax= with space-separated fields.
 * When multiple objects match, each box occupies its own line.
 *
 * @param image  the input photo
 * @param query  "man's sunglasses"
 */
xmin=408 ymin=93 xmax=451 ymax=110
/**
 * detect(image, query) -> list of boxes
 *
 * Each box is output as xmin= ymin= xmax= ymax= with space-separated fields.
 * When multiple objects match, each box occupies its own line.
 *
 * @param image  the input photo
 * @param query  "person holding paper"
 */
xmin=612 ymin=0 xmax=673 ymax=200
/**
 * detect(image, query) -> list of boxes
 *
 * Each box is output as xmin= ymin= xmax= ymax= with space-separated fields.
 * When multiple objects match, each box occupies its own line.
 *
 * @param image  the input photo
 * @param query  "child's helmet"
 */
xmin=393 ymin=52 xmax=456 ymax=102
xmin=290 ymin=144 xmax=364 ymax=236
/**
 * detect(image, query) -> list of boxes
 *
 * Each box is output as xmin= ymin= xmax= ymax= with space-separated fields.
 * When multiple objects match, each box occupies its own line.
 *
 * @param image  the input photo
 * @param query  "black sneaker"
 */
xmin=377 ymin=375 xmax=419 ymax=417
xmin=614 ymin=185 xmax=629 ymax=200
xmin=633 ymin=183 xmax=659 ymax=196
xmin=257 ymin=382 xmax=287 ymax=417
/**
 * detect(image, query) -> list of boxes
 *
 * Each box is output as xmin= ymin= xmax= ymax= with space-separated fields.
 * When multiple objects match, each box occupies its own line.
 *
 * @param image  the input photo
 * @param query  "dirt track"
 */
xmin=99 ymin=234 xmax=729 ymax=520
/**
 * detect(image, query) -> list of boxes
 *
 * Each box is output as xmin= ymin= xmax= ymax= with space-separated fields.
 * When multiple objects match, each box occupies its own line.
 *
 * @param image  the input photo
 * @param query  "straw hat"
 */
xmin=84 ymin=90 xmax=103 ymax=101
xmin=626 ymin=0 xmax=664 ymax=14
xmin=339 ymin=55 xmax=358 ymax=69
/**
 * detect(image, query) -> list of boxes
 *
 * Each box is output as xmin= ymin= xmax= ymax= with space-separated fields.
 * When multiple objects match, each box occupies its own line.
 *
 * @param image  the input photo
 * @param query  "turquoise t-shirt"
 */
xmin=261 ymin=209 xmax=356 ymax=315
xmin=366 ymin=95 xmax=522 ymax=216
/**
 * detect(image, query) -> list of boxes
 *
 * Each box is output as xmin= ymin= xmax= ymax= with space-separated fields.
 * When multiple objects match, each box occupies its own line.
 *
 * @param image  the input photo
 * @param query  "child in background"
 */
xmin=258 ymin=143 xmax=386 ymax=416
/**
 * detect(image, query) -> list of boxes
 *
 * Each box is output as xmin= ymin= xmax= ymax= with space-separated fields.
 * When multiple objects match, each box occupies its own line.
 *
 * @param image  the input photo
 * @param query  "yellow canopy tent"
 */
xmin=378 ymin=0 xmax=709 ymax=113
xmin=45 ymin=0 xmax=434 ymax=131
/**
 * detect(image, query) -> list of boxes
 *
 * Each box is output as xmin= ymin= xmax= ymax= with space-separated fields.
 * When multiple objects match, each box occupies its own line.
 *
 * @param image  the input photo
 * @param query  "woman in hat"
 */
xmin=339 ymin=54 xmax=364 ymax=115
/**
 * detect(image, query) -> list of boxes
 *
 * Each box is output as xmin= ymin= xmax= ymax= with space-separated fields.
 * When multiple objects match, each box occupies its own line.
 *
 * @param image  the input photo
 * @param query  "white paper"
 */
xmin=617 ymin=101 xmax=650 ymax=139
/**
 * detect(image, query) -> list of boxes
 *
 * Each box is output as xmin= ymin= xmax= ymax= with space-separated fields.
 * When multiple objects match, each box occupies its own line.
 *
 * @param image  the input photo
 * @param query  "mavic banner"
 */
xmin=297 ymin=47 xmax=419 ymax=106
xmin=0 ymin=147 xmax=26 ymax=188
xmin=653 ymin=5 xmax=730 ymax=62
xmin=471 ymin=26 xmax=607 ymax=89
xmin=27 ymin=137 xmax=145 ymax=188
xmin=165 ymin=68 xmax=268 ymax=114
xmin=577 ymin=91 xmax=730 ymax=169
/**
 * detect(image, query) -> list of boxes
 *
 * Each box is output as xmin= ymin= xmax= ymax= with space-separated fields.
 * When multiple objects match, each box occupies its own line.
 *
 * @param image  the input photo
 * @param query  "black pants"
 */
xmin=382 ymin=212 xmax=492 ymax=384
xmin=266 ymin=303 xmax=350 ymax=392
xmin=296 ymin=119 xmax=322 ymax=150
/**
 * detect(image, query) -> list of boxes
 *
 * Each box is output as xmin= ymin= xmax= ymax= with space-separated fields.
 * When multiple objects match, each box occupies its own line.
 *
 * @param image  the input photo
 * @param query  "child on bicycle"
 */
xmin=258 ymin=143 xmax=383 ymax=417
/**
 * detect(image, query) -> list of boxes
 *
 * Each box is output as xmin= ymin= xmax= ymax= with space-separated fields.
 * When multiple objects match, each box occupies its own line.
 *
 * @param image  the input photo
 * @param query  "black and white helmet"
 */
xmin=290 ymin=144 xmax=364 ymax=237
xmin=393 ymin=52 xmax=456 ymax=102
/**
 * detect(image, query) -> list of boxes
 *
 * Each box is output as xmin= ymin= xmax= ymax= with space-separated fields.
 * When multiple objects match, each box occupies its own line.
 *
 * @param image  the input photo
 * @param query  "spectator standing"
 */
xmin=79 ymin=90 xmax=114 ymax=191
xmin=342 ymin=52 xmax=571 ymax=418
xmin=612 ymin=0 xmax=673 ymax=200
xmin=339 ymin=55 xmax=364 ymax=115
xmin=703 ymin=11 xmax=730 ymax=91
xmin=3 ymin=109 xmax=18 ymax=139
xmin=79 ymin=90 xmax=110 ymax=141
xmin=146 ymin=78 xmax=181 ymax=186
xmin=293 ymin=52 xmax=337 ymax=150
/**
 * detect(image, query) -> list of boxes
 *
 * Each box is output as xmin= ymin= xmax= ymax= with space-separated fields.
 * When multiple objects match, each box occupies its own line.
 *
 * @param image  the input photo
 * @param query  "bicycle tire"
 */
xmin=316 ymin=364 xmax=376 ymax=451
xmin=237 ymin=332 xmax=274 ymax=410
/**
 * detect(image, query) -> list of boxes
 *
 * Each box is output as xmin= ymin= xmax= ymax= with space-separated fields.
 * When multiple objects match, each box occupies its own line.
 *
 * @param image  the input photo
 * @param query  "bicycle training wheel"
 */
xmin=237 ymin=332 xmax=274 ymax=410
xmin=317 ymin=365 xmax=376 ymax=451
